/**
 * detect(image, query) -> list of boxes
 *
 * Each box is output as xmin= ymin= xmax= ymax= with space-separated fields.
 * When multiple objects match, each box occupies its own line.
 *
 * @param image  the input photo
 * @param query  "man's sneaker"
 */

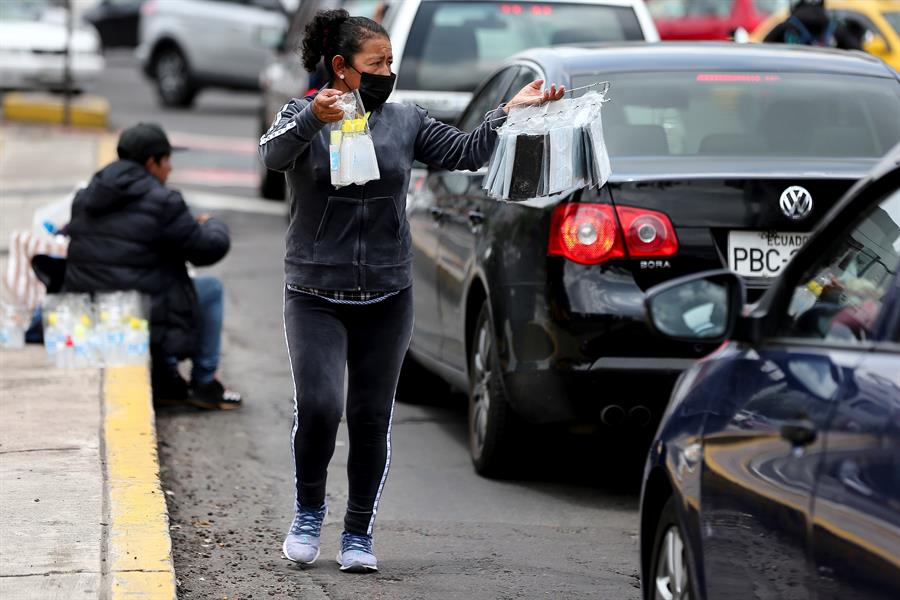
xmin=189 ymin=379 xmax=242 ymax=410
xmin=336 ymin=531 xmax=378 ymax=573
xmin=283 ymin=504 xmax=327 ymax=565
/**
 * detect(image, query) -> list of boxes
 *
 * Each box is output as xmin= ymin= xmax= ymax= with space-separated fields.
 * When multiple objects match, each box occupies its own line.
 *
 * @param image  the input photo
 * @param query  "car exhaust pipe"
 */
xmin=600 ymin=404 xmax=625 ymax=426
xmin=628 ymin=405 xmax=652 ymax=428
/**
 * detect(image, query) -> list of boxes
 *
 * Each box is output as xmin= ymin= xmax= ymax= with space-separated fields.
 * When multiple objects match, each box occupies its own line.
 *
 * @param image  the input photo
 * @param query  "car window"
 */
xmin=647 ymin=0 xmax=734 ymax=19
xmin=779 ymin=188 xmax=900 ymax=345
xmin=398 ymin=1 xmax=644 ymax=93
xmin=456 ymin=67 xmax=518 ymax=133
xmin=886 ymin=11 xmax=900 ymax=37
xmin=504 ymin=66 xmax=540 ymax=105
xmin=0 ymin=0 xmax=57 ymax=20
xmin=570 ymin=71 xmax=900 ymax=160
xmin=754 ymin=0 xmax=790 ymax=14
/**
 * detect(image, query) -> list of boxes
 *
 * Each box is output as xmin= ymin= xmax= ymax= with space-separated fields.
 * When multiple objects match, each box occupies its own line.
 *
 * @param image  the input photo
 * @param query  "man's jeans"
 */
xmin=166 ymin=276 xmax=223 ymax=385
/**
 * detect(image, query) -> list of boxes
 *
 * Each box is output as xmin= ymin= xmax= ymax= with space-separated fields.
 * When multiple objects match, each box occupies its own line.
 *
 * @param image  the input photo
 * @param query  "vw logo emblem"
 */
xmin=780 ymin=186 xmax=813 ymax=220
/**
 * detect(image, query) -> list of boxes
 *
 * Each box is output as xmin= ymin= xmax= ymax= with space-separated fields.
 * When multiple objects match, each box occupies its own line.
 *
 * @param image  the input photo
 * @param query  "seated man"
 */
xmin=64 ymin=123 xmax=241 ymax=410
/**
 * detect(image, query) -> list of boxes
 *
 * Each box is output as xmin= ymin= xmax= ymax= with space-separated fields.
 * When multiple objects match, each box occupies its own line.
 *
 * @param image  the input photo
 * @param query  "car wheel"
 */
xmin=649 ymin=497 xmax=696 ymax=600
xmin=154 ymin=46 xmax=196 ymax=108
xmin=468 ymin=302 xmax=518 ymax=477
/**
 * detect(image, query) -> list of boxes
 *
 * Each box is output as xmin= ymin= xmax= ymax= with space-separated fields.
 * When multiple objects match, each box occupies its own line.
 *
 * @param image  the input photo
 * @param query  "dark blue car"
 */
xmin=640 ymin=144 xmax=900 ymax=600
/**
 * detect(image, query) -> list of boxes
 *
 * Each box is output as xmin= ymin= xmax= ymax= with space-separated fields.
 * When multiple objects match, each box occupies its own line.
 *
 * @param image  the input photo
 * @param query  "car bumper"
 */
xmin=503 ymin=363 xmax=684 ymax=425
xmin=0 ymin=52 xmax=105 ymax=89
xmin=492 ymin=277 xmax=711 ymax=424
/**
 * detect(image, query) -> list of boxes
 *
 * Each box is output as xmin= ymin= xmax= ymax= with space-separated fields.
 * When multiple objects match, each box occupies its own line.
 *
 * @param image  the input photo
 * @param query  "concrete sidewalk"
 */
xmin=1 ymin=123 xmax=175 ymax=598
xmin=0 ymin=348 xmax=176 ymax=599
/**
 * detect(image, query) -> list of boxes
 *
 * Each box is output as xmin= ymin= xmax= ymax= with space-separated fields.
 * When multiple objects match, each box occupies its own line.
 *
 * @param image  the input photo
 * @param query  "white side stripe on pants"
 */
xmin=282 ymin=289 xmax=301 ymax=511
xmin=367 ymin=398 xmax=395 ymax=536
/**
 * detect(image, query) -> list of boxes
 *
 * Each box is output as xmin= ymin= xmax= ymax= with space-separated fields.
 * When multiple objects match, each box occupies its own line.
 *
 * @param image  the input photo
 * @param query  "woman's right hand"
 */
xmin=311 ymin=89 xmax=346 ymax=123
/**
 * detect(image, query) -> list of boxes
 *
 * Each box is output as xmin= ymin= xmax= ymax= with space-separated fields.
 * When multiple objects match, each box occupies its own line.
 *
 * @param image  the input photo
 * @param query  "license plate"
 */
xmin=727 ymin=231 xmax=810 ymax=278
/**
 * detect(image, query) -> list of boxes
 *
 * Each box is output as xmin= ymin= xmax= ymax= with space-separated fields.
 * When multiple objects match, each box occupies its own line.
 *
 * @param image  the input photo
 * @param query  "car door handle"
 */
xmin=780 ymin=419 xmax=818 ymax=447
xmin=468 ymin=210 xmax=485 ymax=226
xmin=430 ymin=207 xmax=444 ymax=220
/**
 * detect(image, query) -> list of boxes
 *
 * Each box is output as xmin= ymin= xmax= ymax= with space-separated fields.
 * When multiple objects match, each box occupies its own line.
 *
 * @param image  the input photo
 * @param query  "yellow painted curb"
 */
xmin=2 ymin=91 xmax=109 ymax=128
xmin=104 ymin=365 xmax=177 ymax=600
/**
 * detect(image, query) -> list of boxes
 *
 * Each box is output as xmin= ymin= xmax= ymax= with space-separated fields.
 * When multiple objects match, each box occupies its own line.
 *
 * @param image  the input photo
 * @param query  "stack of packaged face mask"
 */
xmin=484 ymin=91 xmax=611 ymax=201
xmin=329 ymin=89 xmax=380 ymax=188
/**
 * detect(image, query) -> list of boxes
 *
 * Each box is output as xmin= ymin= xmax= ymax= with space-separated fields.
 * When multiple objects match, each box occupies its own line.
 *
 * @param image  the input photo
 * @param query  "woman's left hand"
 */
xmin=504 ymin=79 xmax=566 ymax=114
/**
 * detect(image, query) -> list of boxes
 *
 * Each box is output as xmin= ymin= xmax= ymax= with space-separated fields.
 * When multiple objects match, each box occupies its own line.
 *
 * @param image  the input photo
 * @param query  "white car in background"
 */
xmin=0 ymin=0 xmax=104 ymax=91
xmin=136 ymin=0 xmax=289 ymax=108
xmin=382 ymin=0 xmax=660 ymax=121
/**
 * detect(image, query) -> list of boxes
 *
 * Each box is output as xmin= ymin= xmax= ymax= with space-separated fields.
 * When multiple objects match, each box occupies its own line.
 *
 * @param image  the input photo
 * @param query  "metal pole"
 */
xmin=63 ymin=0 xmax=73 ymax=127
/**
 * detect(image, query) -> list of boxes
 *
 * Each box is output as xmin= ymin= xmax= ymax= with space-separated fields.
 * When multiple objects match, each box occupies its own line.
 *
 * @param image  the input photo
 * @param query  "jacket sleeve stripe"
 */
xmin=259 ymin=120 xmax=297 ymax=146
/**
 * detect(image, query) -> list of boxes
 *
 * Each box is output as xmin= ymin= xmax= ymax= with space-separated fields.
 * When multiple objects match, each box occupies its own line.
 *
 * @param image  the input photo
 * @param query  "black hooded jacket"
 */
xmin=64 ymin=160 xmax=230 ymax=359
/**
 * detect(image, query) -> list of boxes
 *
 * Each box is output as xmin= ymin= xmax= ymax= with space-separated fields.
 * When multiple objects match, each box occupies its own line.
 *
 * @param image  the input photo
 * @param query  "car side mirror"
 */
xmin=644 ymin=270 xmax=745 ymax=344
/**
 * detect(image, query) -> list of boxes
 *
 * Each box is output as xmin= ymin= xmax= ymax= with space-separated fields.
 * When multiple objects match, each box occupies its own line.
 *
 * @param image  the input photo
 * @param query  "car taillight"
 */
xmin=616 ymin=206 xmax=678 ymax=257
xmin=548 ymin=204 xmax=625 ymax=265
xmin=141 ymin=0 xmax=157 ymax=16
xmin=548 ymin=203 xmax=678 ymax=264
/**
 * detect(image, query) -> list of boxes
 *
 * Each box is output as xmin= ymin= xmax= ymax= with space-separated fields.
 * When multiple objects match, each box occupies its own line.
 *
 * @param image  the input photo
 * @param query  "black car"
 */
xmin=640 ymin=143 xmax=900 ymax=600
xmin=82 ymin=0 xmax=143 ymax=49
xmin=404 ymin=43 xmax=900 ymax=476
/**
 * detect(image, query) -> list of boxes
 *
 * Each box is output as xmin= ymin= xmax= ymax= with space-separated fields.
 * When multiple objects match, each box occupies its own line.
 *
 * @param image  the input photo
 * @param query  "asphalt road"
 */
xmin=101 ymin=50 xmax=264 ymax=199
xmin=157 ymin=210 xmax=645 ymax=600
xmin=98 ymin=51 xmax=649 ymax=599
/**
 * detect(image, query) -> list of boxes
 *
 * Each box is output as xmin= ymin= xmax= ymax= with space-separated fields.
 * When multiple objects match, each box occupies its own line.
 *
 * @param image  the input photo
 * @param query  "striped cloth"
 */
xmin=2 ymin=231 xmax=68 ymax=310
xmin=288 ymin=284 xmax=399 ymax=305
xmin=288 ymin=284 xmax=400 ymax=304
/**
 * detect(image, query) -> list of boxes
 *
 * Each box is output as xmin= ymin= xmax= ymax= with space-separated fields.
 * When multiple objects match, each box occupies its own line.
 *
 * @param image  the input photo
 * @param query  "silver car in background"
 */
xmin=136 ymin=0 xmax=288 ymax=108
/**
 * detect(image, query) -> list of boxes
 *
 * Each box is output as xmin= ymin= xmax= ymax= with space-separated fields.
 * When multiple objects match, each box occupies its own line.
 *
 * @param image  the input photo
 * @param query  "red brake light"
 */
xmin=616 ymin=206 xmax=678 ymax=257
xmin=696 ymin=74 xmax=781 ymax=82
xmin=548 ymin=204 xmax=625 ymax=265
xmin=141 ymin=0 xmax=157 ymax=16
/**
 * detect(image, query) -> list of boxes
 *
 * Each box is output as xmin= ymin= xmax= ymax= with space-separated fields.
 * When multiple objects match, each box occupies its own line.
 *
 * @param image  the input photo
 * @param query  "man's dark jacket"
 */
xmin=64 ymin=159 xmax=230 ymax=359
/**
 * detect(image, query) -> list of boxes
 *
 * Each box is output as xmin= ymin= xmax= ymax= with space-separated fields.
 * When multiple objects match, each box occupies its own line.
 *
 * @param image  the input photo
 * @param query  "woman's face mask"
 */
xmin=350 ymin=66 xmax=396 ymax=112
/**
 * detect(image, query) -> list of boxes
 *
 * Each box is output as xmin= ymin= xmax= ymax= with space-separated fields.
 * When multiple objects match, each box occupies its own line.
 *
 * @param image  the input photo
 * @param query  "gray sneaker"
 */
xmin=282 ymin=504 xmax=327 ymax=565
xmin=336 ymin=531 xmax=378 ymax=573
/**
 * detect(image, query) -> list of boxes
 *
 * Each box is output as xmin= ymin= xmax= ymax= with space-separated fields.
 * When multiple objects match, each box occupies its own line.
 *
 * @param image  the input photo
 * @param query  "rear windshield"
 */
xmin=570 ymin=72 xmax=900 ymax=159
xmin=399 ymin=1 xmax=645 ymax=93
xmin=885 ymin=11 xmax=900 ymax=37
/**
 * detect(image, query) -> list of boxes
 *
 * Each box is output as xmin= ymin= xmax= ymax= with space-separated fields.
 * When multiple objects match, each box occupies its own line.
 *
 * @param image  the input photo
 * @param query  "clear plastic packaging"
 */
xmin=41 ymin=291 xmax=149 ymax=368
xmin=484 ymin=89 xmax=612 ymax=201
xmin=330 ymin=90 xmax=380 ymax=188
xmin=0 ymin=302 xmax=28 ymax=349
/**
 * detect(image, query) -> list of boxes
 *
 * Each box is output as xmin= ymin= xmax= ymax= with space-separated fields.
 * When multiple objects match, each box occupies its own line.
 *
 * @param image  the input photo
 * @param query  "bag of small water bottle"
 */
xmin=329 ymin=89 xmax=380 ymax=188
